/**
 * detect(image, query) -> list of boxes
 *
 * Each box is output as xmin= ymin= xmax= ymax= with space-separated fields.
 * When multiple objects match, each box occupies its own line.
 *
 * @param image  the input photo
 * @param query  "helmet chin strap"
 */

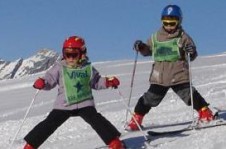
xmin=78 ymin=54 xmax=89 ymax=64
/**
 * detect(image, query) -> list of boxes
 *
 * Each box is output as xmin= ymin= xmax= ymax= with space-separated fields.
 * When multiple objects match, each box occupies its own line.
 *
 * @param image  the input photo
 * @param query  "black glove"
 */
xmin=184 ymin=44 xmax=194 ymax=54
xmin=134 ymin=40 xmax=144 ymax=51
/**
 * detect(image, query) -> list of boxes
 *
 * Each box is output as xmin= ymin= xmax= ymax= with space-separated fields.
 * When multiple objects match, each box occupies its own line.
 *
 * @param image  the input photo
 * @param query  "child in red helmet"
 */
xmin=23 ymin=36 xmax=125 ymax=149
xmin=126 ymin=5 xmax=214 ymax=131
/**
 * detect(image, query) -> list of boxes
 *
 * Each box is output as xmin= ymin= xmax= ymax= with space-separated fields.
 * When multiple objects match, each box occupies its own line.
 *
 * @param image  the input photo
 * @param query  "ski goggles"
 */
xmin=64 ymin=51 xmax=80 ymax=59
xmin=64 ymin=52 xmax=80 ymax=59
xmin=162 ymin=20 xmax=179 ymax=27
xmin=63 ymin=48 xmax=81 ymax=59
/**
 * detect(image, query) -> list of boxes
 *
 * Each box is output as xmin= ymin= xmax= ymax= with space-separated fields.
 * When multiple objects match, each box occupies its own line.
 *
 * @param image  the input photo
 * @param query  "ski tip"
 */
xmin=147 ymin=131 xmax=161 ymax=136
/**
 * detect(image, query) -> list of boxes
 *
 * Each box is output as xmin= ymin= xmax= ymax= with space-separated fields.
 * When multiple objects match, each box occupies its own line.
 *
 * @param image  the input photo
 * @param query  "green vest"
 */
xmin=62 ymin=64 xmax=93 ymax=105
xmin=151 ymin=33 xmax=180 ymax=62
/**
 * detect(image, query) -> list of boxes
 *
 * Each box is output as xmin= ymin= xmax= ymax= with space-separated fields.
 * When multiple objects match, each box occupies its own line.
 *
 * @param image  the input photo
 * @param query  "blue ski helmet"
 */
xmin=161 ymin=5 xmax=182 ymax=22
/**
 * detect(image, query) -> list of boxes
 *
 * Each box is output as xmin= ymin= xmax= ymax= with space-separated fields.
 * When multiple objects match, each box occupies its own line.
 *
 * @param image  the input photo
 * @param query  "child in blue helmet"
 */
xmin=126 ymin=5 xmax=215 ymax=131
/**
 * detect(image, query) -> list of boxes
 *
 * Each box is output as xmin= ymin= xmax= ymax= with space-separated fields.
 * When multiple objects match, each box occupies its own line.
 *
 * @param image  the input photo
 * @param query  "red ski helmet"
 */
xmin=62 ymin=36 xmax=87 ymax=59
xmin=63 ymin=36 xmax=86 ymax=50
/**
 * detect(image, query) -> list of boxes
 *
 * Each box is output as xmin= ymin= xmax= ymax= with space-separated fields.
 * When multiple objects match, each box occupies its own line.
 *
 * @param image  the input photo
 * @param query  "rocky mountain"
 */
xmin=1 ymin=50 xmax=226 ymax=81
xmin=0 ymin=49 xmax=59 ymax=80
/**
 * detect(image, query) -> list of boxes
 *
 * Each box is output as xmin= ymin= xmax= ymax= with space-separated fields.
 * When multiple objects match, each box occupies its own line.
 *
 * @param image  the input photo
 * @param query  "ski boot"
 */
xmin=24 ymin=143 xmax=35 ymax=149
xmin=108 ymin=137 xmax=125 ymax=149
xmin=126 ymin=113 xmax=144 ymax=131
xmin=198 ymin=106 xmax=214 ymax=122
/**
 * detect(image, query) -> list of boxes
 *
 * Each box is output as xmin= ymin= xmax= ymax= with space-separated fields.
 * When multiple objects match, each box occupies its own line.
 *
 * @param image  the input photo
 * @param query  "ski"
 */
xmin=95 ymin=146 xmax=147 ymax=149
xmin=95 ymin=137 xmax=150 ymax=149
xmin=95 ymin=143 xmax=147 ymax=149
xmin=95 ymin=145 xmax=108 ymax=149
xmin=147 ymin=119 xmax=226 ymax=136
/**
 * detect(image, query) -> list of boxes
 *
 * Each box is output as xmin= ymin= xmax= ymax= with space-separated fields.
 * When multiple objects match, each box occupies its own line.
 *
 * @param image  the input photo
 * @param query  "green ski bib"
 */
xmin=151 ymin=33 xmax=180 ymax=62
xmin=62 ymin=64 xmax=93 ymax=105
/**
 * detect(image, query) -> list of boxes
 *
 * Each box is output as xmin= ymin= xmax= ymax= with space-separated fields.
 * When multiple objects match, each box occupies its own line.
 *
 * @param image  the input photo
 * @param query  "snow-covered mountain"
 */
xmin=1 ymin=52 xmax=226 ymax=149
xmin=0 ymin=49 xmax=59 ymax=80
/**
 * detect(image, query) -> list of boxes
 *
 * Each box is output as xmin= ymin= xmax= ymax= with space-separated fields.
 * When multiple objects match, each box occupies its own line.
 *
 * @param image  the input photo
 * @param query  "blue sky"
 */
xmin=1 ymin=0 xmax=226 ymax=62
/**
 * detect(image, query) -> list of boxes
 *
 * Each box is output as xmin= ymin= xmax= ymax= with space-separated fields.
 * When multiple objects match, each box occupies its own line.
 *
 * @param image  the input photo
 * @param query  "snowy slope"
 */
xmin=1 ymin=53 xmax=226 ymax=149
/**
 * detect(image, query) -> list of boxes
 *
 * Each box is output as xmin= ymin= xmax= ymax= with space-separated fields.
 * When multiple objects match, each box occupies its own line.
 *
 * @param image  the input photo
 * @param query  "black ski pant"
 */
xmin=134 ymin=83 xmax=209 ymax=115
xmin=24 ymin=106 xmax=121 ymax=148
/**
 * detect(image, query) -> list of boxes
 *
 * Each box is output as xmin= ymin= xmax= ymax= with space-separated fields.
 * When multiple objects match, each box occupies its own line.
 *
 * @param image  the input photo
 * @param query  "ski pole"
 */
xmin=125 ymin=51 xmax=138 ymax=124
xmin=187 ymin=53 xmax=195 ymax=127
xmin=9 ymin=89 xmax=40 ymax=149
xmin=116 ymin=88 xmax=151 ymax=146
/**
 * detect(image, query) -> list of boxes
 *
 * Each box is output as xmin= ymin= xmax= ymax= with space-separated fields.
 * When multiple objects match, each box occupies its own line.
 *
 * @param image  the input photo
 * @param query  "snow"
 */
xmin=0 ymin=49 xmax=59 ymax=80
xmin=1 ymin=54 xmax=226 ymax=149
xmin=0 ymin=58 xmax=22 ymax=79
xmin=14 ymin=49 xmax=58 ymax=78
